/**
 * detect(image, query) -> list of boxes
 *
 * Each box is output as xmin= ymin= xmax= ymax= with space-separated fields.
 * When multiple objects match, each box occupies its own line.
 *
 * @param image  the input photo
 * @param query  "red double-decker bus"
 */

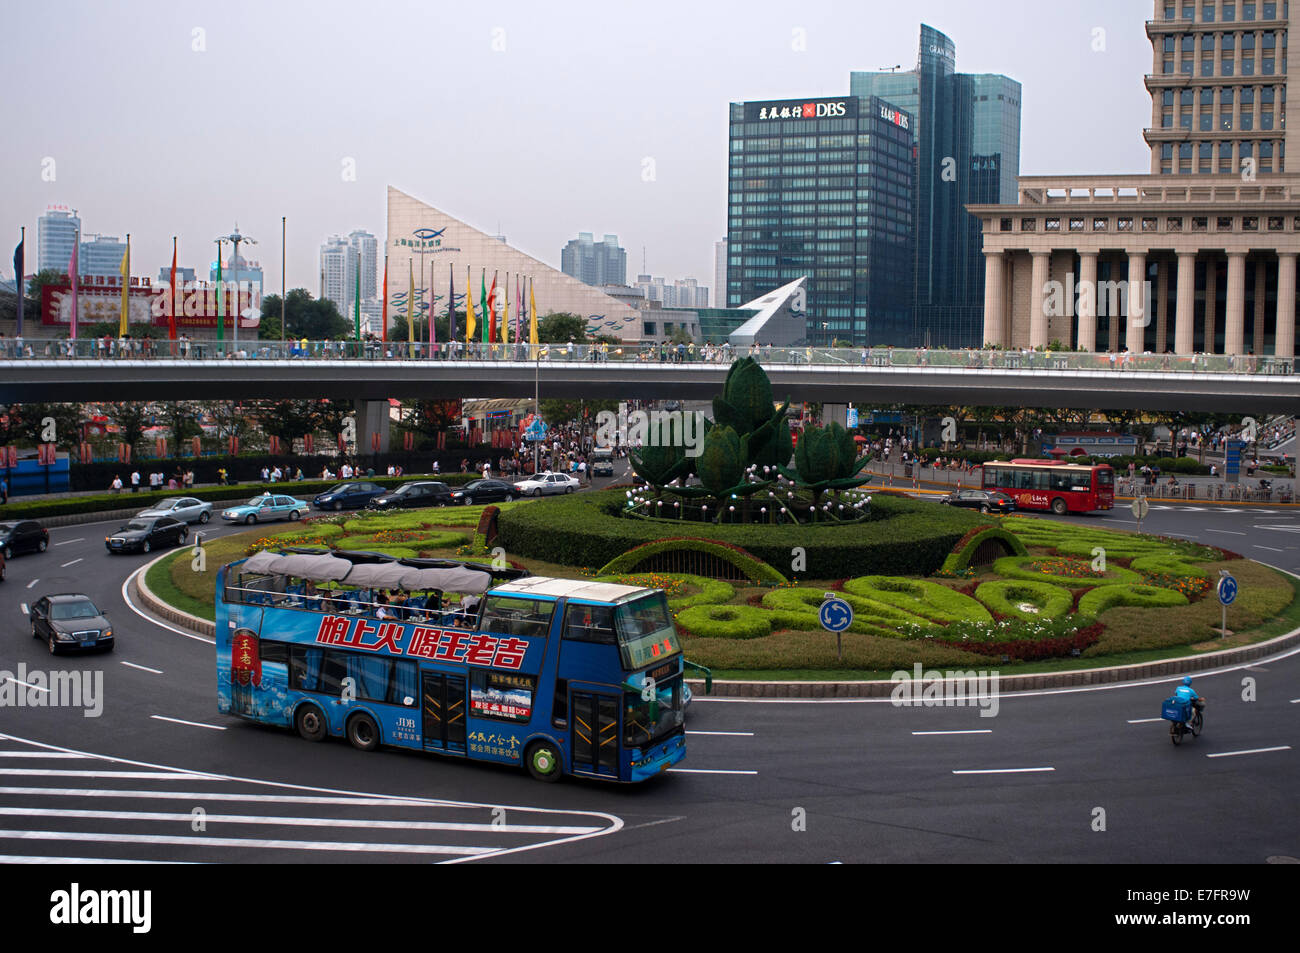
xmin=980 ymin=459 xmax=1115 ymax=515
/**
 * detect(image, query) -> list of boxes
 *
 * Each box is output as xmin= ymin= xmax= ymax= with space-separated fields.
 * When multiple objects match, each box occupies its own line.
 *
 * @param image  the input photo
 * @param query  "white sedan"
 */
xmin=137 ymin=496 xmax=213 ymax=524
xmin=513 ymin=471 xmax=580 ymax=496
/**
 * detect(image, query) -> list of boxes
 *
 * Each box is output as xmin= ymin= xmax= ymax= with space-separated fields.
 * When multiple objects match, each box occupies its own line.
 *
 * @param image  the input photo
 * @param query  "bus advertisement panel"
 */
xmin=981 ymin=459 xmax=1114 ymax=514
xmin=216 ymin=553 xmax=686 ymax=783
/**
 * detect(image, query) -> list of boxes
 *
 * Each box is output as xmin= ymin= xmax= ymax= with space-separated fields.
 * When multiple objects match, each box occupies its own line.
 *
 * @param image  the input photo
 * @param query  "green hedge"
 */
xmin=760 ymin=586 xmax=931 ymax=631
xmin=974 ymin=580 xmax=1073 ymax=621
xmin=1129 ymin=554 xmax=1210 ymax=579
xmin=992 ymin=555 xmax=1142 ymax=587
xmin=599 ymin=538 xmax=786 ymax=584
xmin=940 ymin=525 xmax=1028 ymax=574
xmin=1077 ymin=584 xmax=1190 ymax=616
xmin=497 ymin=489 xmax=984 ymax=578
xmin=597 ymin=573 xmax=736 ymax=610
xmin=842 ymin=576 xmax=993 ymax=624
xmin=675 ymin=604 xmax=773 ymax=640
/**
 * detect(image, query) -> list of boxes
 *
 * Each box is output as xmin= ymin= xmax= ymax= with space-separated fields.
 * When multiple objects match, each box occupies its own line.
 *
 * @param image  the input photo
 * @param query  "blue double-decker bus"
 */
xmin=215 ymin=549 xmax=687 ymax=782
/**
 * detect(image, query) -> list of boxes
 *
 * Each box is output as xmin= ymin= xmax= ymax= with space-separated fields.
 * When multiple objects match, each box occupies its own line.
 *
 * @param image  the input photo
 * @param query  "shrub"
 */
xmin=1129 ymin=554 xmax=1210 ymax=579
xmin=599 ymin=538 xmax=786 ymax=584
xmin=974 ymin=580 xmax=1073 ymax=620
xmin=842 ymin=576 xmax=992 ymax=624
xmin=940 ymin=525 xmax=1028 ymax=574
xmin=1077 ymin=584 xmax=1189 ymax=616
xmin=760 ymin=586 xmax=932 ymax=632
xmin=597 ymin=573 xmax=736 ymax=610
xmin=993 ymin=555 xmax=1141 ymax=587
xmin=675 ymin=604 xmax=772 ymax=640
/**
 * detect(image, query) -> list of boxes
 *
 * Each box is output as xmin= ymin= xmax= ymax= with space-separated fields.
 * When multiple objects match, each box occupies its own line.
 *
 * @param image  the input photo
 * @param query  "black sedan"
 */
xmin=450 ymin=479 xmax=517 ymax=506
xmin=940 ymin=489 xmax=1015 ymax=515
xmin=30 ymin=593 xmax=113 ymax=654
xmin=0 ymin=520 xmax=49 ymax=559
xmin=367 ymin=481 xmax=455 ymax=510
xmin=313 ymin=481 xmax=386 ymax=511
xmin=105 ymin=516 xmax=189 ymax=554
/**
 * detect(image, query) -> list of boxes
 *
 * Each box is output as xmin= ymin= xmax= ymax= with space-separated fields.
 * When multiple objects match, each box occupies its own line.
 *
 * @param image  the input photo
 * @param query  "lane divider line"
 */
xmin=912 ymin=729 xmax=993 ymax=735
xmin=25 ymin=580 xmax=38 ymax=589
xmin=149 ymin=715 xmax=226 ymax=731
xmin=1127 ymin=718 xmax=1165 ymax=724
xmin=952 ymin=767 xmax=1055 ymax=775
xmin=667 ymin=768 xmax=758 ymax=775
xmin=53 ymin=539 xmax=85 ymax=546
xmin=685 ymin=730 xmax=754 ymax=736
xmin=60 ymin=558 xmax=82 ymax=568
xmin=121 ymin=661 xmax=163 ymax=675
xmin=1206 ymin=746 xmax=1292 ymax=759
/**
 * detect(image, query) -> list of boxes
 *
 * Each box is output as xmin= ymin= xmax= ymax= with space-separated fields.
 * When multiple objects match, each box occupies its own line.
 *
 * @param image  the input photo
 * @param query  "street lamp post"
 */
xmin=215 ymin=226 xmax=257 ymax=351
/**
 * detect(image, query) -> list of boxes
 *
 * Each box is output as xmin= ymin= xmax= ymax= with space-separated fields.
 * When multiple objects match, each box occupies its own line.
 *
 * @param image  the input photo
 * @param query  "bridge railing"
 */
xmin=0 ymin=338 xmax=1293 ymax=375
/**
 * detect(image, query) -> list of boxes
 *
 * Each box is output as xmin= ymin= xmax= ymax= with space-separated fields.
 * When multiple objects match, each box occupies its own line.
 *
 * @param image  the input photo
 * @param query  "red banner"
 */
xmin=191 ymin=436 xmax=202 ymax=457
xmin=5 ymin=446 xmax=15 ymax=468
xmin=79 ymin=442 xmax=92 ymax=465
xmin=228 ymin=435 xmax=239 ymax=456
xmin=403 ymin=431 xmax=414 ymax=451
xmin=337 ymin=433 xmax=346 ymax=451
xmin=155 ymin=437 xmax=167 ymax=458
xmin=37 ymin=443 xmax=56 ymax=465
xmin=303 ymin=433 xmax=313 ymax=454
xmin=39 ymin=280 xmax=260 ymax=329
xmin=230 ymin=629 xmax=262 ymax=687
xmin=268 ymin=435 xmax=280 ymax=456
xmin=371 ymin=433 xmax=381 ymax=452
xmin=117 ymin=442 xmax=131 ymax=464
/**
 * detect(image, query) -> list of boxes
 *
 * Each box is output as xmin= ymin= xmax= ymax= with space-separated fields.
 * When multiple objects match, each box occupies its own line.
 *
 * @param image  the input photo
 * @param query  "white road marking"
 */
xmin=25 ymin=579 xmax=38 ymax=589
xmin=18 ymin=604 xmax=26 ymax=616
xmin=150 ymin=715 xmax=226 ymax=731
xmin=686 ymin=730 xmax=754 ymax=736
xmin=53 ymin=539 xmax=85 ymax=546
xmin=120 ymin=564 xmax=214 ymax=645
xmin=1206 ymin=746 xmax=1292 ymax=759
xmin=0 ymin=769 xmax=219 ymax=780
xmin=667 ymin=768 xmax=758 ymax=775
xmin=0 ymin=753 xmax=89 ymax=759
xmin=121 ymin=661 xmax=163 ymax=675
xmin=59 ymin=558 xmax=82 ymax=568
xmin=912 ymin=729 xmax=993 ymax=735
xmin=2 ymin=677 xmax=49 ymax=694
xmin=1255 ymin=545 xmax=1285 ymax=552
xmin=952 ymin=767 xmax=1055 ymax=775
xmin=1127 ymin=718 xmax=1165 ymax=724
xmin=1207 ymin=529 xmax=1247 ymax=536
xmin=0 ymin=829 xmax=495 ymax=856
xmin=0 ymin=855 xmax=187 ymax=864
xmin=1290 ymin=699 xmax=1300 ymax=704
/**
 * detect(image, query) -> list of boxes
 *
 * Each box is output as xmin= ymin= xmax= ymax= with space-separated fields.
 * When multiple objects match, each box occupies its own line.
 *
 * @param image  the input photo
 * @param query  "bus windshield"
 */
xmin=613 ymin=593 xmax=680 ymax=670
xmin=624 ymin=679 xmax=684 ymax=748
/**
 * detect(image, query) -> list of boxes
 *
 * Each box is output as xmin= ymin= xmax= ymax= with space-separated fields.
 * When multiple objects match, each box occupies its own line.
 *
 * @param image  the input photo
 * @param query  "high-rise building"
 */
xmin=79 ymin=235 xmax=128 ymax=278
xmin=714 ymin=239 xmax=728 ymax=306
xmin=209 ymin=254 xmax=263 ymax=290
xmin=727 ymin=95 xmax=915 ymax=344
xmin=348 ymin=230 xmax=379 ymax=303
xmin=319 ymin=236 xmax=351 ymax=316
xmin=157 ymin=266 xmax=197 ymax=285
xmin=37 ymin=207 xmax=80 ymax=273
xmin=851 ymin=24 xmax=1022 ymax=347
xmin=1145 ymin=0 xmax=1295 ymax=175
xmin=561 ymin=232 xmax=627 ymax=287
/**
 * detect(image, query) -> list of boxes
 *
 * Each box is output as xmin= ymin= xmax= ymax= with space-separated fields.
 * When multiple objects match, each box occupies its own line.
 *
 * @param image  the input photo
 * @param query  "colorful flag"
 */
xmin=215 ymin=244 xmax=224 ymax=342
xmin=354 ymin=252 xmax=361 ymax=341
xmin=118 ymin=237 xmax=130 ymax=337
xmin=407 ymin=259 xmax=415 ymax=345
xmin=381 ymin=255 xmax=388 ymax=343
xmin=529 ymin=276 xmax=538 ymax=345
xmin=464 ymin=266 xmax=476 ymax=343
xmin=480 ymin=269 xmax=488 ymax=343
xmin=67 ymin=231 xmax=78 ymax=340
xmin=447 ymin=263 xmax=455 ymax=343
xmin=516 ymin=273 xmax=523 ymax=345
xmin=428 ymin=259 xmax=435 ymax=349
xmin=501 ymin=271 xmax=510 ymax=345
xmin=168 ymin=237 xmax=178 ymax=341
xmin=12 ymin=230 xmax=23 ymax=337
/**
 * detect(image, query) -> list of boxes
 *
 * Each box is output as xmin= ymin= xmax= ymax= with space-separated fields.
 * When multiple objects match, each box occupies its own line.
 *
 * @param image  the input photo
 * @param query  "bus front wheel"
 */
xmin=346 ymin=712 xmax=380 ymax=752
xmin=1051 ymin=498 xmax=1068 ymax=515
xmin=295 ymin=704 xmax=328 ymax=742
xmin=525 ymin=740 xmax=563 ymax=782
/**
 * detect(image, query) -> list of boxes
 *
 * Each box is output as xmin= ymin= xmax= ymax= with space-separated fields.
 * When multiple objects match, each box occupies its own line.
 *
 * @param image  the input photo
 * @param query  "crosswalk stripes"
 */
xmin=0 ymin=735 xmax=621 ymax=863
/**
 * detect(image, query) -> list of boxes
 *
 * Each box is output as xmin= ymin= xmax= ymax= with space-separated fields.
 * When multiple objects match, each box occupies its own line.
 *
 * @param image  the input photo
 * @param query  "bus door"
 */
xmin=570 ymin=689 xmax=619 ymax=776
xmin=421 ymin=671 xmax=467 ymax=754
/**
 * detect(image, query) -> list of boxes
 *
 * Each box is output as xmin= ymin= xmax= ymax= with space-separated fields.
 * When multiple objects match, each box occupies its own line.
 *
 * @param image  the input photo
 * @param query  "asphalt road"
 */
xmin=0 ymin=489 xmax=1295 ymax=864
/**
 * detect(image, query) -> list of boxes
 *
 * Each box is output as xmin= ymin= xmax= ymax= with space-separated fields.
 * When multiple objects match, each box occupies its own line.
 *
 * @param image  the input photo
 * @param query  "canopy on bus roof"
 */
xmin=238 ymin=550 xmax=493 ymax=593
xmin=240 ymin=551 xmax=353 ymax=581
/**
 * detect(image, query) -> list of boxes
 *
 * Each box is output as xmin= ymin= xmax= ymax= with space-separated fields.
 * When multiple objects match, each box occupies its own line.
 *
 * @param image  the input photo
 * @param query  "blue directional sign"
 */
xmin=819 ymin=597 xmax=854 ymax=633
xmin=1217 ymin=574 xmax=1238 ymax=606
xmin=1224 ymin=439 xmax=1244 ymax=485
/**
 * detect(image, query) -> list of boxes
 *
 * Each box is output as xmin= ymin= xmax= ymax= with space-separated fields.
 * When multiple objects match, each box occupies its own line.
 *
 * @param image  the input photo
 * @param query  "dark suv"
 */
xmin=0 ymin=520 xmax=49 ymax=559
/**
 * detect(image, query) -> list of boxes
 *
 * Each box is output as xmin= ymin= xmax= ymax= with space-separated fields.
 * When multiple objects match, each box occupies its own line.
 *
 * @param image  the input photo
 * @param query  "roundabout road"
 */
xmin=0 ymin=500 xmax=1295 ymax=863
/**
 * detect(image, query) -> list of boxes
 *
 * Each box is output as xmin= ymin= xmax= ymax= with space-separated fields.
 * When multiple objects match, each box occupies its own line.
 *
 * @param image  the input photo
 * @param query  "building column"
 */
xmin=1077 ymin=251 xmax=1098 ymax=352
xmin=1156 ymin=259 xmax=1169 ymax=353
xmin=355 ymin=398 xmax=391 ymax=455
xmin=1204 ymin=256 xmax=1219 ymax=353
xmin=1277 ymin=252 xmax=1297 ymax=358
xmin=982 ymin=250 xmax=1005 ymax=347
xmin=1030 ymin=251 xmax=1050 ymax=349
xmin=1253 ymin=259 xmax=1267 ymax=356
xmin=1225 ymin=252 xmax=1247 ymax=355
xmin=1175 ymin=252 xmax=1196 ymax=355
xmin=1127 ymin=251 xmax=1147 ymax=353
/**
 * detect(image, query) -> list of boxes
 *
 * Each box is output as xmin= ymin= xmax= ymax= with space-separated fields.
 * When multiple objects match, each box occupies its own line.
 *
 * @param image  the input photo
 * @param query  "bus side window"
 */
xmin=553 ymin=678 xmax=568 ymax=728
xmin=563 ymin=604 xmax=615 ymax=644
xmin=259 ymin=641 xmax=288 ymax=664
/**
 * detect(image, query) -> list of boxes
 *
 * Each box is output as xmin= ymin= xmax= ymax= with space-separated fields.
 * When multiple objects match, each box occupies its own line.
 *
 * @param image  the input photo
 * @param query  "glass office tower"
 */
xmin=851 ymin=24 xmax=1021 ymax=347
xmin=726 ymin=95 xmax=914 ymax=345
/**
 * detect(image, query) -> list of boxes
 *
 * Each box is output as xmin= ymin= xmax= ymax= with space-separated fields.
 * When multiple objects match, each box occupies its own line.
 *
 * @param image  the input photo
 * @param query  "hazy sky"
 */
xmin=2 ymin=0 xmax=1153 ymax=294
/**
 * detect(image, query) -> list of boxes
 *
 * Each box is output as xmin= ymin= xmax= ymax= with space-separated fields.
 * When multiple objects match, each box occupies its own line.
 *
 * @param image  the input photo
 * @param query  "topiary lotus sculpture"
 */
xmin=711 ymin=357 xmax=793 ymax=470
xmin=629 ymin=441 xmax=693 ymax=495
xmin=780 ymin=421 xmax=871 ymax=508
xmin=666 ymin=425 xmax=773 ymax=518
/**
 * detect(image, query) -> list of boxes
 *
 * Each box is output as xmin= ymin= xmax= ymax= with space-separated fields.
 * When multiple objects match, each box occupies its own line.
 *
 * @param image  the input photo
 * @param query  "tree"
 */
xmin=107 ymin=402 xmax=150 ymax=458
xmin=536 ymin=312 xmax=589 ymax=343
xmin=316 ymin=399 xmax=355 ymax=449
xmin=83 ymin=321 xmax=165 ymax=340
xmin=667 ymin=326 xmax=693 ymax=346
xmin=258 ymin=289 xmax=350 ymax=341
xmin=157 ymin=401 xmax=203 ymax=456
xmin=538 ymin=398 xmax=618 ymax=427
xmin=18 ymin=403 xmax=85 ymax=451
xmin=403 ymin=399 xmax=462 ymax=435
xmin=254 ymin=400 xmax=321 ymax=449
xmin=0 ymin=269 xmax=65 ymax=328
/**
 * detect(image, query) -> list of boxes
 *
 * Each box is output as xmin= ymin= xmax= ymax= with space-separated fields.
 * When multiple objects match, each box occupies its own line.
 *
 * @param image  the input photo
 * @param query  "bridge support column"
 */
xmin=1077 ymin=252 xmax=1098 ymax=352
xmin=822 ymin=403 xmax=849 ymax=428
xmin=1276 ymin=253 xmax=1296 ymax=359
xmin=355 ymin=398 xmax=391 ymax=456
xmin=1175 ymin=252 xmax=1196 ymax=355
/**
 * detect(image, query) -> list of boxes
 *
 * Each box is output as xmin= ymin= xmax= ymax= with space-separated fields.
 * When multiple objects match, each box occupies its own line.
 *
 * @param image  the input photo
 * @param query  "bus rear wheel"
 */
xmin=295 ymin=704 xmax=328 ymax=742
xmin=525 ymin=740 xmax=563 ymax=782
xmin=1050 ymin=498 xmax=1068 ymax=515
xmin=346 ymin=712 xmax=380 ymax=752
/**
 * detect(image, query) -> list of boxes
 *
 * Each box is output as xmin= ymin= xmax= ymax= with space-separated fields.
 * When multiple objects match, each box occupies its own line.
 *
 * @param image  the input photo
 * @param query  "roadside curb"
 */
xmin=132 ymin=549 xmax=217 ymax=638
xmin=684 ymin=628 xmax=1300 ymax=697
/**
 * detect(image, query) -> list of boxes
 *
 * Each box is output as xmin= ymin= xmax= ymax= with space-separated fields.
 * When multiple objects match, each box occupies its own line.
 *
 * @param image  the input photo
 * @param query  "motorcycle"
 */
xmin=1162 ymin=695 xmax=1205 ymax=745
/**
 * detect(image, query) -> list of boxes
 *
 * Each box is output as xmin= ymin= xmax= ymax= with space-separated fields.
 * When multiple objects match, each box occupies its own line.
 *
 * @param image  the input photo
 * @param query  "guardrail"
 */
xmin=0 ymin=339 xmax=1294 ymax=376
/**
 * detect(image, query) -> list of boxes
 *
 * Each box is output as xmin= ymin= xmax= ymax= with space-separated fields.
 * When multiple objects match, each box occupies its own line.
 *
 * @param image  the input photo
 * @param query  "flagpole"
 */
xmin=280 ymin=216 xmax=286 ymax=351
xmin=15 ymin=227 xmax=24 ymax=341
xmin=68 ymin=228 xmax=76 ymax=342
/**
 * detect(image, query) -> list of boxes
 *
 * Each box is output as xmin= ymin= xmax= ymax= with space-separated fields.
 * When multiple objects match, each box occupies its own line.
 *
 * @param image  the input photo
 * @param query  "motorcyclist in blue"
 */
xmin=1174 ymin=676 xmax=1205 ymax=720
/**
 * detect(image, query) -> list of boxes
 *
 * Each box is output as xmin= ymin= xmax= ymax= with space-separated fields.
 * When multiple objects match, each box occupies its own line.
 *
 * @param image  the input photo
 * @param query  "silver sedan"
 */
xmin=137 ymin=496 xmax=213 ymax=524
